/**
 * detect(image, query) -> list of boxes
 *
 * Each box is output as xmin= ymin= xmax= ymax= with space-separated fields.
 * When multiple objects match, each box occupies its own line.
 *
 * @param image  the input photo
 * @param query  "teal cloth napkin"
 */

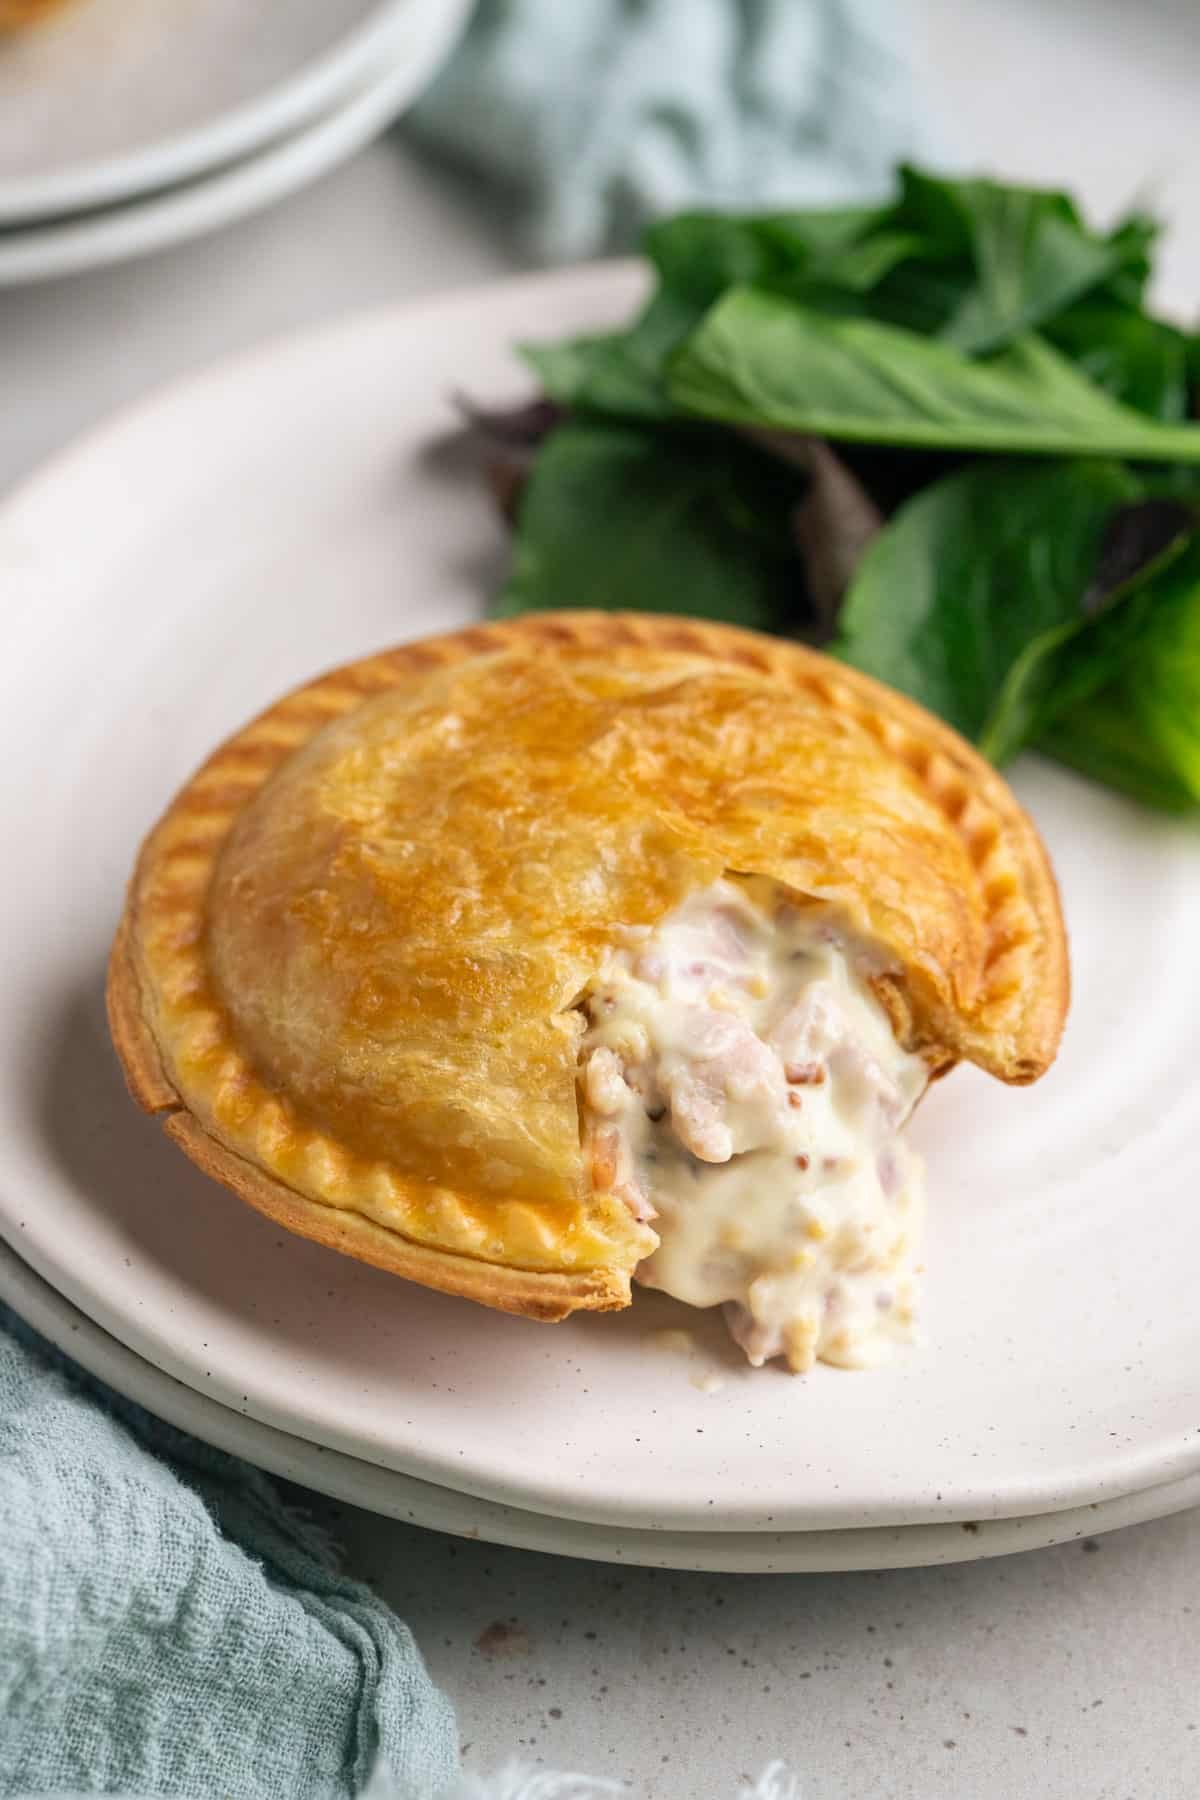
xmin=0 ymin=1305 xmax=458 ymax=1800
xmin=406 ymin=0 xmax=949 ymax=261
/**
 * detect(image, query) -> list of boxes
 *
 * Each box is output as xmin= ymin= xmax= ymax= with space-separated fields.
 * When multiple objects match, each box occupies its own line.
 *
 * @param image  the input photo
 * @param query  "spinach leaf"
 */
xmin=981 ymin=501 xmax=1196 ymax=763
xmin=522 ymin=285 xmax=693 ymax=421
xmin=832 ymin=459 xmax=1140 ymax=743
xmin=945 ymin=197 xmax=1132 ymax=355
xmin=520 ymin=176 xmax=1165 ymax=425
xmin=1045 ymin=299 xmax=1190 ymax=421
xmin=910 ymin=169 xmax=1151 ymax=351
xmin=667 ymin=289 xmax=1200 ymax=461
xmin=647 ymin=211 xmax=923 ymax=314
xmin=1038 ymin=695 xmax=1200 ymax=811
xmin=495 ymin=418 xmax=800 ymax=630
xmin=643 ymin=206 xmax=883 ymax=304
xmin=1038 ymin=536 xmax=1200 ymax=808
xmin=862 ymin=170 xmax=1155 ymax=351
xmin=1092 ymin=215 xmax=1160 ymax=310
xmin=521 ymin=206 xmax=896 ymax=421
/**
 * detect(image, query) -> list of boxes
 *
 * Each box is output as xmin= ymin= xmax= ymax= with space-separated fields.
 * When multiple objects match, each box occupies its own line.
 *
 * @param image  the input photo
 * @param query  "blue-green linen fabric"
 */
xmin=406 ymin=0 xmax=949 ymax=260
xmin=0 ymin=1307 xmax=458 ymax=1799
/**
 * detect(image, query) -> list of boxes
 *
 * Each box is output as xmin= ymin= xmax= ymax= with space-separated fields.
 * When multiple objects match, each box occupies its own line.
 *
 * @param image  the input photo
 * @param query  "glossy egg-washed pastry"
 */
xmin=109 ymin=613 xmax=1068 ymax=1372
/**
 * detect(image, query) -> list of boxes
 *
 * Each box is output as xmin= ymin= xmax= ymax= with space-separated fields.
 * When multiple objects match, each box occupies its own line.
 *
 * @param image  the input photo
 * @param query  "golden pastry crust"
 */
xmin=109 ymin=612 xmax=1068 ymax=1320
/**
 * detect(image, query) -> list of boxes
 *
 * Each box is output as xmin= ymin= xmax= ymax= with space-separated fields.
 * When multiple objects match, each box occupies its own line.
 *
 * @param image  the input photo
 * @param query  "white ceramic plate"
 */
xmin=2 ymin=264 xmax=1199 ymax=1536
xmin=0 ymin=0 xmax=460 ymax=224
xmin=0 ymin=0 xmax=470 ymax=285
xmin=6 ymin=1236 xmax=1199 ymax=1574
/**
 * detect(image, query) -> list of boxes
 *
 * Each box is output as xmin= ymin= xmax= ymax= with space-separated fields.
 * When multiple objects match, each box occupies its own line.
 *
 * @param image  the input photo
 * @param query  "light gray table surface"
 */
xmin=5 ymin=4 xmax=1200 ymax=1794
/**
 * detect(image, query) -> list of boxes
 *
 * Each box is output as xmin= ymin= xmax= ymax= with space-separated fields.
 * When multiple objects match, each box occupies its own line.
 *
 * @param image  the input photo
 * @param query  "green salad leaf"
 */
xmin=521 ymin=287 xmax=688 ymax=422
xmin=644 ymin=205 xmax=884 ymax=301
xmin=981 ymin=505 xmax=1196 ymax=765
xmin=1038 ymin=696 xmax=1200 ymax=811
xmin=521 ymin=173 xmax=1161 ymax=421
xmin=496 ymin=418 xmax=798 ymax=629
xmin=833 ymin=459 xmax=1140 ymax=743
xmin=668 ymin=291 xmax=1200 ymax=460
xmin=1038 ymin=537 xmax=1200 ymax=807
xmin=1044 ymin=299 xmax=1190 ymax=421
xmin=870 ymin=168 xmax=1155 ymax=352
xmin=520 ymin=206 xmax=895 ymax=420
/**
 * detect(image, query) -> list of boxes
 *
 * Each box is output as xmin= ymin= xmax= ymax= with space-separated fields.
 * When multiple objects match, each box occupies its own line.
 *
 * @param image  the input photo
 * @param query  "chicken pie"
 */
xmin=109 ymin=613 xmax=1068 ymax=1371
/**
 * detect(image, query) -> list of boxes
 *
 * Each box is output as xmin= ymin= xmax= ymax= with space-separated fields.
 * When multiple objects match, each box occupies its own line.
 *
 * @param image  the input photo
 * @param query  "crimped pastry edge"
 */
xmin=109 ymin=610 xmax=1070 ymax=1320
xmin=107 ymin=914 xmax=631 ymax=1322
xmin=162 ymin=1112 xmax=632 ymax=1322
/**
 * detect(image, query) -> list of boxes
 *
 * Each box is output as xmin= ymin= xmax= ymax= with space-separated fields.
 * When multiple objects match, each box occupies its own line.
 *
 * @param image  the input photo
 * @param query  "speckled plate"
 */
xmin=1 ymin=264 xmax=1199 ymax=1535
xmin=6 ymin=1237 xmax=1199 ymax=1573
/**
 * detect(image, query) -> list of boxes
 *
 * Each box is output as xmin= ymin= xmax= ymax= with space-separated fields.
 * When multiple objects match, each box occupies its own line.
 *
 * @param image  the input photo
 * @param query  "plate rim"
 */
xmin=0 ymin=0 xmax=473 ymax=286
xmin=4 ymin=1236 xmax=1197 ymax=1574
xmin=0 ymin=0 xmax=463 ymax=226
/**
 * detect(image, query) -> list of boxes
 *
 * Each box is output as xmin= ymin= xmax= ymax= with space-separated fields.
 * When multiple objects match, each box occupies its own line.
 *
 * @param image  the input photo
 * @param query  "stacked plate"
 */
xmin=3 ymin=262 xmax=1200 ymax=1572
xmin=0 ymin=0 xmax=470 ymax=283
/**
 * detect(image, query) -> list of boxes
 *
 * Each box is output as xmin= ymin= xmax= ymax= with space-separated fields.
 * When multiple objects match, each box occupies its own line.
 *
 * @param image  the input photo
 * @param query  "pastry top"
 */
xmin=111 ymin=613 xmax=1068 ymax=1313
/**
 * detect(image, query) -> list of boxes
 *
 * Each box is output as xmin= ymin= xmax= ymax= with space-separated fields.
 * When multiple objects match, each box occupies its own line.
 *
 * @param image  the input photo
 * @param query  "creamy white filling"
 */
xmin=579 ymin=879 xmax=929 ymax=1372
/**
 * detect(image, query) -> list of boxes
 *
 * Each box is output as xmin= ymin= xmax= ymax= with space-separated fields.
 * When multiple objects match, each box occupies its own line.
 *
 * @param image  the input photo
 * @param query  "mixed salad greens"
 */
xmin=472 ymin=166 xmax=1200 ymax=811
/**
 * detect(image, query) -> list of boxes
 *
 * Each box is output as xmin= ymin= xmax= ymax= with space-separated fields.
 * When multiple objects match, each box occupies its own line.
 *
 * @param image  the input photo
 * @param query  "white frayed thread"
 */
xmin=362 ymin=1760 xmax=800 ymax=1799
xmin=742 ymin=1765 xmax=801 ymax=1800
xmin=439 ymin=1769 xmax=623 ymax=1799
